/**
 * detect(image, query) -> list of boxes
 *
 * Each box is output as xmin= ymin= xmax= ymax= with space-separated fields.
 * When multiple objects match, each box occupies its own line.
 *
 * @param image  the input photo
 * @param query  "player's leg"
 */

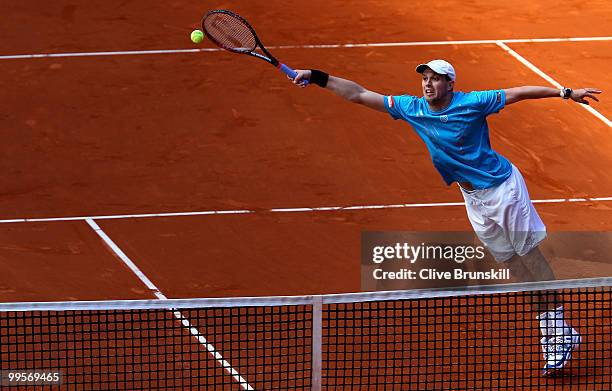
xmin=506 ymin=247 xmax=559 ymax=312
xmin=492 ymin=164 xmax=580 ymax=375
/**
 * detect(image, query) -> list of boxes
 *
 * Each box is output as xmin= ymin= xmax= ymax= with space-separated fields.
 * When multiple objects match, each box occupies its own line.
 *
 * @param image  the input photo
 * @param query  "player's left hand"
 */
xmin=287 ymin=69 xmax=311 ymax=88
xmin=571 ymin=88 xmax=602 ymax=105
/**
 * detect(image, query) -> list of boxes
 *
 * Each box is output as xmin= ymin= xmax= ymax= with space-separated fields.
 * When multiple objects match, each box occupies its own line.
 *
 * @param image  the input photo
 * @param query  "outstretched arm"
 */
xmin=504 ymin=86 xmax=602 ymax=105
xmin=290 ymin=69 xmax=387 ymax=113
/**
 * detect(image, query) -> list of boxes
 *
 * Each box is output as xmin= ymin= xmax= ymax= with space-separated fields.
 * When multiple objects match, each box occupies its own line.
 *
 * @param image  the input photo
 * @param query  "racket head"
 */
xmin=203 ymin=10 xmax=259 ymax=54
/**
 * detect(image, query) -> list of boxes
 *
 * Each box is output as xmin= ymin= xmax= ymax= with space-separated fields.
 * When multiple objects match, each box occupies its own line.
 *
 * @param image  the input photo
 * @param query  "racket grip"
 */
xmin=279 ymin=63 xmax=309 ymax=85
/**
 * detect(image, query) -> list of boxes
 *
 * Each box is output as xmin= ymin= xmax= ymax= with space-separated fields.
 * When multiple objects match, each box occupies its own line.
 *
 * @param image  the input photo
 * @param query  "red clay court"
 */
xmin=0 ymin=1 xmax=611 ymax=389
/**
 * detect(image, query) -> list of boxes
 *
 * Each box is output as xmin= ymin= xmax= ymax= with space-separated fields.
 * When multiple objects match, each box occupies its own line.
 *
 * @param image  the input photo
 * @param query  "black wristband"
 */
xmin=309 ymin=69 xmax=329 ymax=88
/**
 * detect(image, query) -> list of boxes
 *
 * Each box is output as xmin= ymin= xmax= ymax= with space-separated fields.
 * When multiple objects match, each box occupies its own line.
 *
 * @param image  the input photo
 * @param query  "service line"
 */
xmin=1 ymin=196 xmax=611 ymax=224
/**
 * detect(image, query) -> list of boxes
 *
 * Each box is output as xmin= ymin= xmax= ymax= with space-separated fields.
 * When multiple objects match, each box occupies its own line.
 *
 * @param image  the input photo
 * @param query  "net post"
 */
xmin=311 ymin=296 xmax=322 ymax=391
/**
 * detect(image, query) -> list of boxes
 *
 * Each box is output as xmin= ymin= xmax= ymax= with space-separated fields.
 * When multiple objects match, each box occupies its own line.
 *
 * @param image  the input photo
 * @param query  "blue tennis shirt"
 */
xmin=384 ymin=90 xmax=512 ymax=189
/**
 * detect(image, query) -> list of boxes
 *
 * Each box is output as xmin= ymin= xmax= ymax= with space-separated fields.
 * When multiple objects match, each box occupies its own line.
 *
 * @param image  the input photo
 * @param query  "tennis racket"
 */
xmin=202 ymin=10 xmax=307 ymax=85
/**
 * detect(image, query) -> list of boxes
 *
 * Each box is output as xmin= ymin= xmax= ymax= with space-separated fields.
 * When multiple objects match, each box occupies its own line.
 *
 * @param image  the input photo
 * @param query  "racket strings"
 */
xmin=204 ymin=13 xmax=256 ymax=52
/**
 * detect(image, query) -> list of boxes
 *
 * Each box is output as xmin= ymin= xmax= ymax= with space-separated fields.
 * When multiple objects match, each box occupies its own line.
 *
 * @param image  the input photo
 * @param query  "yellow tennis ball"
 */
xmin=191 ymin=29 xmax=204 ymax=44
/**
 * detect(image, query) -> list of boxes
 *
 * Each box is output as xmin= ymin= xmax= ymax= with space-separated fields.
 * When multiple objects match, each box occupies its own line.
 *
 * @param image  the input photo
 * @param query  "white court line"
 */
xmin=0 ymin=48 xmax=219 ymax=60
xmin=0 ymin=36 xmax=610 ymax=60
xmin=496 ymin=41 xmax=612 ymax=127
xmin=1 ymin=196 xmax=611 ymax=224
xmin=85 ymin=218 xmax=255 ymax=391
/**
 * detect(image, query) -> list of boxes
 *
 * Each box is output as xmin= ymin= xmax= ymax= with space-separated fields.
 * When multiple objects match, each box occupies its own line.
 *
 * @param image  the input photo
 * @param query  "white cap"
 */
xmin=415 ymin=60 xmax=456 ymax=81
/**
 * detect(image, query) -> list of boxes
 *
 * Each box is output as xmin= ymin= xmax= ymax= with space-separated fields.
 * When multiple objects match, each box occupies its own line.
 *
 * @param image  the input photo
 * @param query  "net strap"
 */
xmin=311 ymin=296 xmax=323 ymax=391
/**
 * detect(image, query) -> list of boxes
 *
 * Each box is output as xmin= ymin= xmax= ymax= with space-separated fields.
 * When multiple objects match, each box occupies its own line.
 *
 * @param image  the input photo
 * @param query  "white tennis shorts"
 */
xmin=460 ymin=164 xmax=547 ymax=262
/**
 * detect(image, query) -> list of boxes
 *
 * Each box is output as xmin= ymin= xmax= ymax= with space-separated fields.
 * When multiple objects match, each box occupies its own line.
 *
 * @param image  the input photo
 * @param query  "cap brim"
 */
xmin=415 ymin=64 xmax=430 ymax=74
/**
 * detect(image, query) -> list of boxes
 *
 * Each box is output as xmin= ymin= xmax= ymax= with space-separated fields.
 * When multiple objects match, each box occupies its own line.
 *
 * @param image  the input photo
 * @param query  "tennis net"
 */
xmin=0 ymin=277 xmax=609 ymax=390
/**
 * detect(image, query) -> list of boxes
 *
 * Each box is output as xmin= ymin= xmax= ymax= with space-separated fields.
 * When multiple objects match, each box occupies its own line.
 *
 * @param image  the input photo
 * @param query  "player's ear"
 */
xmin=448 ymin=80 xmax=454 ymax=92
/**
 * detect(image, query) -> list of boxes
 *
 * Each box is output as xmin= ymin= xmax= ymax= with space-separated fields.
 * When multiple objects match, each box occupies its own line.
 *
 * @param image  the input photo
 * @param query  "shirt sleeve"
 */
xmin=384 ymin=95 xmax=416 ymax=120
xmin=472 ymin=90 xmax=506 ymax=115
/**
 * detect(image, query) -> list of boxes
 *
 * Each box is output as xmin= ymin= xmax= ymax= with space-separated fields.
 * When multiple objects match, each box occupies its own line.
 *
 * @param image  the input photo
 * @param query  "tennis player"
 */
xmin=289 ymin=61 xmax=601 ymax=376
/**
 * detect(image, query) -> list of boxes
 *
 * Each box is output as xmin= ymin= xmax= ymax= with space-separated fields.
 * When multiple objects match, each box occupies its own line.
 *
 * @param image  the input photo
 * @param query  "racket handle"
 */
xmin=279 ymin=63 xmax=309 ymax=85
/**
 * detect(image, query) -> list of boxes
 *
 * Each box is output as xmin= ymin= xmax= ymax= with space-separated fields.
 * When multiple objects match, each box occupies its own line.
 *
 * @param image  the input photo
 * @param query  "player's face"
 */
xmin=421 ymin=69 xmax=453 ymax=102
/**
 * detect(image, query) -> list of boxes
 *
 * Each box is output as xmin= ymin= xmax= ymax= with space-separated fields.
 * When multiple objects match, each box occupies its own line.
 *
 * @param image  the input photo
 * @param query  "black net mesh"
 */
xmin=322 ymin=286 xmax=611 ymax=390
xmin=0 ymin=280 xmax=610 ymax=390
xmin=1 ymin=305 xmax=312 ymax=390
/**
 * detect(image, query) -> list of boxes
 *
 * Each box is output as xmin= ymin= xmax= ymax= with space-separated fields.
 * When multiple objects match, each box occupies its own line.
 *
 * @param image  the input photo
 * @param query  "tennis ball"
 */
xmin=191 ymin=29 xmax=204 ymax=44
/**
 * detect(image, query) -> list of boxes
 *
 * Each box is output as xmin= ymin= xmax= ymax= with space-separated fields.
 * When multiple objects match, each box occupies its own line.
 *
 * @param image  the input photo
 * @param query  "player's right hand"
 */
xmin=289 ymin=69 xmax=311 ymax=88
xmin=570 ymin=88 xmax=602 ymax=105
